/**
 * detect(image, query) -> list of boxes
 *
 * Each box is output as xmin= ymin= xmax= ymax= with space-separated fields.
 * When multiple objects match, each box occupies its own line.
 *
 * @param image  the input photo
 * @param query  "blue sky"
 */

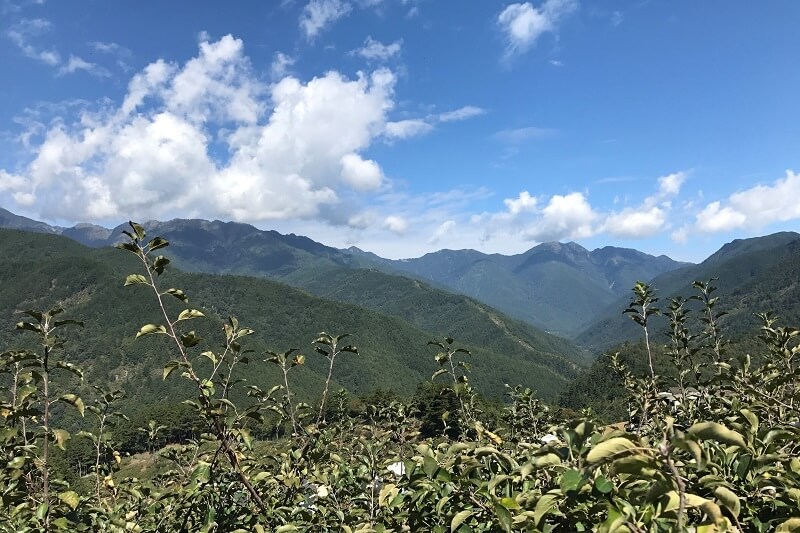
xmin=1 ymin=0 xmax=799 ymax=261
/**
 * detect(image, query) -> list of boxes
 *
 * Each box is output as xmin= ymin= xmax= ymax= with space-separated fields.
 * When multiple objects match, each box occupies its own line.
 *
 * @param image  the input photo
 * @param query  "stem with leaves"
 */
xmin=312 ymin=333 xmax=358 ymax=425
xmin=117 ymin=221 xmax=267 ymax=514
xmin=265 ymin=348 xmax=305 ymax=435
xmin=429 ymin=337 xmax=473 ymax=429
xmin=14 ymin=308 xmax=84 ymax=531
xmin=623 ymin=282 xmax=660 ymax=382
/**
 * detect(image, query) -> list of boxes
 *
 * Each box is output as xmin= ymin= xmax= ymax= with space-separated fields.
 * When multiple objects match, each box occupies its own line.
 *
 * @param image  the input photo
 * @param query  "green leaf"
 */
xmin=16 ymin=321 xmax=41 ymax=333
xmin=713 ymin=485 xmax=740 ymax=518
xmin=177 ymin=309 xmax=205 ymax=321
xmin=129 ymin=221 xmax=146 ymax=240
xmin=163 ymin=361 xmax=182 ymax=380
xmin=180 ymin=331 xmax=202 ymax=347
xmin=559 ymin=469 xmax=584 ymax=493
xmin=450 ymin=510 xmax=472 ymax=532
xmin=58 ymin=491 xmax=80 ymax=511
xmin=423 ymin=455 xmax=438 ymax=478
xmin=499 ymin=497 xmax=520 ymax=510
xmin=688 ymin=421 xmax=747 ymax=449
xmin=432 ymin=368 xmax=448 ymax=380
xmin=191 ymin=461 xmax=211 ymax=485
xmin=52 ymin=428 xmax=70 ymax=450
xmin=147 ymin=236 xmax=169 ymax=252
xmin=60 ymin=394 xmax=84 ymax=417
xmin=586 ymin=437 xmax=637 ymax=464
xmin=594 ymin=475 xmax=614 ymax=494
xmin=136 ymin=324 xmax=167 ymax=338
xmin=54 ymin=361 xmax=83 ymax=379
xmin=152 ymin=255 xmax=170 ymax=275
xmin=494 ymin=502 xmax=512 ymax=532
xmin=36 ymin=502 xmax=48 ymax=521
xmin=533 ymin=493 xmax=559 ymax=526
xmin=124 ymin=274 xmax=148 ymax=286
xmin=8 ymin=456 xmax=26 ymax=469
xmin=165 ymin=288 xmax=188 ymax=302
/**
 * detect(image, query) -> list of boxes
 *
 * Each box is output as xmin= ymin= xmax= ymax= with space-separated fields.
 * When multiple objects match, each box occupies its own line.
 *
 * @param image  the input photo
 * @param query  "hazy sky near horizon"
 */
xmin=1 ymin=0 xmax=798 ymax=261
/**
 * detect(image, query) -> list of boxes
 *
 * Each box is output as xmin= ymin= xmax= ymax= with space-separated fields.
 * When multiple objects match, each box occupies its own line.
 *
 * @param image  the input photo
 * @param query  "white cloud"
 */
xmin=89 ymin=41 xmax=130 ymax=55
xmin=655 ymin=171 xmax=686 ymax=198
xmin=383 ymin=215 xmax=408 ymax=234
xmin=601 ymin=171 xmax=686 ymax=238
xmin=695 ymin=202 xmax=747 ymax=233
xmin=271 ymin=51 xmax=295 ymax=79
xmin=428 ymin=220 xmax=456 ymax=244
xmin=6 ymin=18 xmax=61 ymax=66
xmin=438 ymin=105 xmax=485 ymax=122
xmin=0 ymin=35 xmax=407 ymax=227
xmin=340 ymin=153 xmax=384 ymax=191
xmin=57 ymin=55 xmax=110 ymax=77
xmin=688 ymin=170 xmax=800 ymax=236
xmin=300 ymin=0 xmax=352 ymax=39
xmin=504 ymin=190 xmax=537 ymax=215
xmin=603 ymin=206 xmax=667 ymax=238
xmin=385 ymin=119 xmax=433 ymax=139
xmin=355 ymin=36 xmax=403 ymax=61
xmin=524 ymin=192 xmax=597 ymax=241
xmin=497 ymin=0 xmax=578 ymax=59
xmin=494 ymin=126 xmax=556 ymax=143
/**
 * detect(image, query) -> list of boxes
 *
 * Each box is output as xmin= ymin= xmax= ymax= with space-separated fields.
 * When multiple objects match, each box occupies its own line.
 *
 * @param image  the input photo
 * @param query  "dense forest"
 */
xmin=1 ymin=223 xmax=799 ymax=531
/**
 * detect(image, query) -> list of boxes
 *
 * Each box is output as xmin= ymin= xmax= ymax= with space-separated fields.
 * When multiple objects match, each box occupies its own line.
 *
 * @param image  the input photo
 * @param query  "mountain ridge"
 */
xmin=0 ymin=207 xmax=687 ymax=336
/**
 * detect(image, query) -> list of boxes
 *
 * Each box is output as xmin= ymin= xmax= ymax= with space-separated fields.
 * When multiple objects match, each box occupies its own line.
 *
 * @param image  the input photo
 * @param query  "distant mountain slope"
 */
xmin=354 ymin=242 xmax=686 ymax=336
xmin=575 ymin=231 xmax=800 ymax=353
xmin=0 ymin=207 xmax=61 ymax=234
xmin=0 ymin=208 xmax=685 ymax=337
xmin=0 ymin=229 xmax=587 ymax=404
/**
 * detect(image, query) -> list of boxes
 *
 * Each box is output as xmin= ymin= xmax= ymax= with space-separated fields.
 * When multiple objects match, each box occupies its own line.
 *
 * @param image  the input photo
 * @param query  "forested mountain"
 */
xmin=0 ymin=209 xmax=686 ymax=337
xmin=351 ymin=242 xmax=686 ymax=335
xmin=0 ymin=229 xmax=586 ymax=405
xmin=575 ymin=231 xmax=800 ymax=353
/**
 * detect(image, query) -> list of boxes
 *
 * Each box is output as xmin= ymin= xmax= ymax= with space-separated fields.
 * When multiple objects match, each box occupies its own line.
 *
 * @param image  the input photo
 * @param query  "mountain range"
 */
xmin=0 ymin=226 xmax=586 ymax=405
xmin=0 ymin=207 xmax=687 ymax=336
xmin=3 ymin=207 xmax=799 ymax=351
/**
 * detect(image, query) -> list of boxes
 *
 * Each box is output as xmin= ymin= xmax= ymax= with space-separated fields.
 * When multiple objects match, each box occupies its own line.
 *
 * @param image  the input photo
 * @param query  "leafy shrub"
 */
xmin=0 ymin=224 xmax=798 ymax=531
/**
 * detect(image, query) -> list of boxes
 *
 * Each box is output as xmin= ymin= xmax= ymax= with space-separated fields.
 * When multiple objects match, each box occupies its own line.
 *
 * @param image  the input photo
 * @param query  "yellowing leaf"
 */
xmin=587 ymin=437 xmax=637 ymax=464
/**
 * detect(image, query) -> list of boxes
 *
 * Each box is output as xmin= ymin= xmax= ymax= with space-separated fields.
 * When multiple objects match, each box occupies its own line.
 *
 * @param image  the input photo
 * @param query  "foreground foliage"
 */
xmin=0 ymin=223 xmax=799 ymax=531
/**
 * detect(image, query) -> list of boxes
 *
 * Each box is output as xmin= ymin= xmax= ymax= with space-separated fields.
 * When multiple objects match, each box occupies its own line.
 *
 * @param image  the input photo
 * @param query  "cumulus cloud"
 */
xmin=383 ymin=215 xmax=409 ymax=234
xmin=504 ymin=190 xmax=537 ymax=215
xmin=689 ymin=170 xmax=800 ymax=234
xmin=340 ymin=153 xmax=384 ymax=191
xmin=385 ymin=119 xmax=433 ymax=139
xmin=480 ymin=173 xmax=686 ymax=244
xmin=0 ymin=34 xmax=406 ymax=226
xmin=270 ymin=51 xmax=295 ymax=79
xmin=523 ymin=192 xmax=597 ymax=241
xmin=300 ymin=0 xmax=352 ymax=39
xmin=355 ymin=36 xmax=403 ymax=61
xmin=497 ymin=0 xmax=578 ymax=59
xmin=601 ymin=171 xmax=686 ymax=238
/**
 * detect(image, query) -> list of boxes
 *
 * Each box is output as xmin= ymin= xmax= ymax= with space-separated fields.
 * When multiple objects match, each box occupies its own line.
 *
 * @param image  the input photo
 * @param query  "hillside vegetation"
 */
xmin=0 ymin=208 xmax=686 ymax=337
xmin=576 ymin=232 xmax=800 ymax=353
xmin=0 ymin=229 xmax=585 ymax=404
xmin=0 ymin=223 xmax=798 ymax=531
